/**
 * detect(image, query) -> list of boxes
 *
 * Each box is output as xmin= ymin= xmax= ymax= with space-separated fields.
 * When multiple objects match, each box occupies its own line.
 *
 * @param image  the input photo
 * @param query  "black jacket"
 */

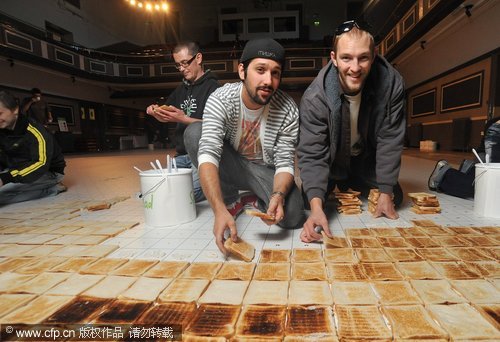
xmin=0 ymin=114 xmax=65 ymax=185
xmin=167 ymin=70 xmax=219 ymax=155
xmin=298 ymin=57 xmax=406 ymax=202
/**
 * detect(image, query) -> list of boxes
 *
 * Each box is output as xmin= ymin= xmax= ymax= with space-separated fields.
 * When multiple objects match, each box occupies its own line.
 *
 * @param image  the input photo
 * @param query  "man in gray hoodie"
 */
xmin=297 ymin=21 xmax=406 ymax=242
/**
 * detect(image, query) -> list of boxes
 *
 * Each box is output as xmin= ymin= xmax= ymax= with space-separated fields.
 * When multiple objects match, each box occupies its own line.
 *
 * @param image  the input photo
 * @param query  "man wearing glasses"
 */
xmin=184 ymin=38 xmax=305 ymax=254
xmin=298 ymin=21 xmax=406 ymax=242
xmin=146 ymin=41 xmax=219 ymax=202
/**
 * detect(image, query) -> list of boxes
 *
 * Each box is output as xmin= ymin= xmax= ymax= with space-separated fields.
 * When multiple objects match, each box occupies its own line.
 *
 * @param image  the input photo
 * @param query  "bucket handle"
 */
xmin=472 ymin=169 xmax=488 ymax=186
xmin=139 ymin=176 xmax=167 ymax=198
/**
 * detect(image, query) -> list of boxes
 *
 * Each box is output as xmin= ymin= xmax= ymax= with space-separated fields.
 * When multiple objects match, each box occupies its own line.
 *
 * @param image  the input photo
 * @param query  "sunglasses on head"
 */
xmin=335 ymin=20 xmax=360 ymax=36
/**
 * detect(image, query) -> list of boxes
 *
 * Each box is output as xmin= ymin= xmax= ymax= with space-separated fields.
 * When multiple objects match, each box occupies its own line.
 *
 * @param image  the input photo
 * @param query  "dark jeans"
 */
xmin=439 ymin=167 xmax=475 ymax=199
xmin=184 ymin=122 xmax=305 ymax=229
xmin=0 ymin=172 xmax=64 ymax=205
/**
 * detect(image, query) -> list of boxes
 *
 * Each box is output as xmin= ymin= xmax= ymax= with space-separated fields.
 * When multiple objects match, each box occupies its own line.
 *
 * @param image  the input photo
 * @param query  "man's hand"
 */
xmin=262 ymin=193 xmax=285 ymax=225
xmin=373 ymin=192 xmax=399 ymax=219
xmin=155 ymin=105 xmax=188 ymax=124
xmin=213 ymin=208 xmax=238 ymax=255
xmin=300 ymin=198 xmax=331 ymax=242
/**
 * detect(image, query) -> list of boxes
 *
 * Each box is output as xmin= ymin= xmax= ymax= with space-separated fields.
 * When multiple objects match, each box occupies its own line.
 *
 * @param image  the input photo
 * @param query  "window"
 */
xmin=274 ymin=16 xmax=296 ymax=32
xmin=222 ymin=19 xmax=243 ymax=35
xmin=248 ymin=18 xmax=270 ymax=33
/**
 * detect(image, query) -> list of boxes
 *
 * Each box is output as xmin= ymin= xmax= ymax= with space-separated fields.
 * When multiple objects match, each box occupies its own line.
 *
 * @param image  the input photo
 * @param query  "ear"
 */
xmin=195 ymin=53 xmax=202 ymax=65
xmin=238 ymin=63 xmax=245 ymax=81
xmin=330 ymin=51 xmax=338 ymax=68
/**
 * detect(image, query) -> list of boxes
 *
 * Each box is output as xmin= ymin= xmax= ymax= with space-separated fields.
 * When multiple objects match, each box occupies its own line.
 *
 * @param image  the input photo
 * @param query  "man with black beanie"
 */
xmin=184 ymin=38 xmax=304 ymax=254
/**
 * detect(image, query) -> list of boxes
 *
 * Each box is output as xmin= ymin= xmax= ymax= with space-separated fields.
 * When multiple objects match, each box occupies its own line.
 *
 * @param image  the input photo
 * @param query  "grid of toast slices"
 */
xmin=0 ymin=203 xmax=499 ymax=341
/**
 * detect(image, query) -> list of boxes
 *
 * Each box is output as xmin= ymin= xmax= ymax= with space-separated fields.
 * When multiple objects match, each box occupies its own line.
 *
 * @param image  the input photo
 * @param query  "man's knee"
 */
xmin=279 ymin=187 xmax=305 ymax=229
xmin=184 ymin=122 xmax=202 ymax=160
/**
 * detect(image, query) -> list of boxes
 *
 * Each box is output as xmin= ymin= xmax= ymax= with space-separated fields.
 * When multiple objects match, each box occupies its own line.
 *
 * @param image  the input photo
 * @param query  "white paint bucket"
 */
xmin=474 ymin=163 xmax=500 ymax=218
xmin=139 ymin=168 xmax=196 ymax=227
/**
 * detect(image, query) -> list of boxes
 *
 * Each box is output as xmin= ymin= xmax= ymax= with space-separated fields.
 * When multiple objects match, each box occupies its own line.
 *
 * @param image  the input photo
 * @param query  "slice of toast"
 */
xmin=224 ymin=237 xmax=255 ymax=262
xmin=245 ymin=209 xmax=275 ymax=221
xmin=408 ymin=192 xmax=437 ymax=201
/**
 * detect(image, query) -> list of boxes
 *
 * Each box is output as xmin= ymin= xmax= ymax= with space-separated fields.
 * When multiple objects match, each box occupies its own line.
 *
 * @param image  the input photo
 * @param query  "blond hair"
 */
xmin=332 ymin=27 xmax=375 ymax=56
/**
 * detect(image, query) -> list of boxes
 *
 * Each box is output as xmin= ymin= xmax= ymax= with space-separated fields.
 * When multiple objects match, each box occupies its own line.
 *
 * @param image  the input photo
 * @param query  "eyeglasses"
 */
xmin=335 ymin=20 xmax=360 ymax=36
xmin=174 ymin=54 xmax=197 ymax=70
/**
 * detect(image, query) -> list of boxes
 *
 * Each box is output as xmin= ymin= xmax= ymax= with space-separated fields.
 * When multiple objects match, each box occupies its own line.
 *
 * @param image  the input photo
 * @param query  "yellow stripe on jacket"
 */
xmin=10 ymin=124 xmax=47 ymax=177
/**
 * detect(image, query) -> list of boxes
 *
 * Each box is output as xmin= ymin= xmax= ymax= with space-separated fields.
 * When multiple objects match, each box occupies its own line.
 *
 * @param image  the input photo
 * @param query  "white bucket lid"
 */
xmin=475 ymin=163 xmax=500 ymax=170
xmin=139 ymin=168 xmax=192 ymax=177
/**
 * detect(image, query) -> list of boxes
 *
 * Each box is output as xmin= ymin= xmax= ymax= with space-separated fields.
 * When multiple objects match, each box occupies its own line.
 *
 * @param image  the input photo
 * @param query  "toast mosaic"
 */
xmin=0 ymin=202 xmax=499 ymax=341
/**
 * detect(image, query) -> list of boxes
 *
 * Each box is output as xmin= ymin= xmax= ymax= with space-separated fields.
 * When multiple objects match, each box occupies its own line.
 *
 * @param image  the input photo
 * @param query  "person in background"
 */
xmin=21 ymin=87 xmax=53 ymax=127
xmin=146 ymin=41 xmax=219 ymax=203
xmin=0 ymin=90 xmax=66 ymax=205
xmin=184 ymin=38 xmax=305 ymax=255
xmin=428 ymin=117 xmax=500 ymax=198
xmin=298 ymin=20 xmax=406 ymax=243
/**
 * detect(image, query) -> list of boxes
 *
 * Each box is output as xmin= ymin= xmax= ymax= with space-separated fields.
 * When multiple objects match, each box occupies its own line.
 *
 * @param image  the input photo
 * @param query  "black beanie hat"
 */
xmin=240 ymin=38 xmax=285 ymax=66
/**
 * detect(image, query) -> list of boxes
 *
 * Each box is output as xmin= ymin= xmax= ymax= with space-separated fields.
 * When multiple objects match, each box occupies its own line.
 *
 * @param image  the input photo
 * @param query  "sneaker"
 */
xmin=428 ymin=160 xmax=450 ymax=190
xmin=226 ymin=193 xmax=258 ymax=218
xmin=458 ymin=159 xmax=475 ymax=174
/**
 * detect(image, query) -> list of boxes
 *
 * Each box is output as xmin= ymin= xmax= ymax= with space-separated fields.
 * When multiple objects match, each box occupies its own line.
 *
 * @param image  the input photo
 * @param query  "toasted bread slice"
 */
xmin=292 ymin=248 xmax=322 ymax=263
xmin=185 ymin=304 xmax=240 ymax=338
xmin=411 ymin=205 xmax=442 ymax=214
xmin=259 ymin=249 xmax=290 ymax=263
xmin=291 ymin=262 xmax=328 ymax=281
xmin=137 ymin=301 xmax=196 ymax=325
xmin=337 ymin=198 xmax=362 ymax=205
xmin=253 ymin=263 xmax=290 ymax=281
xmin=94 ymin=299 xmax=151 ymax=324
xmin=474 ymin=304 xmax=500 ymax=330
xmin=215 ymin=262 xmax=255 ymax=280
xmin=335 ymin=305 xmax=392 ymax=340
xmin=334 ymin=190 xmax=361 ymax=198
xmin=381 ymin=305 xmax=448 ymax=339
xmin=428 ymin=303 xmax=500 ymax=340
xmin=224 ymin=237 xmax=255 ymax=262
xmin=408 ymin=192 xmax=437 ymax=201
xmin=180 ymin=262 xmax=222 ymax=280
xmin=245 ymin=209 xmax=275 ymax=221
xmin=87 ymin=202 xmax=111 ymax=211
xmin=235 ymin=305 xmax=286 ymax=339
xmin=321 ymin=231 xmax=349 ymax=248
xmin=285 ymin=305 xmax=336 ymax=338
xmin=198 ymin=280 xmax=250 ymax=305
xmin=331 ymin=282 xmax=378 ymax=305
xmin=411 ymin=219 xmax=439 ymax=227
xmin=371 ymin=281 xmax=422 ymax=305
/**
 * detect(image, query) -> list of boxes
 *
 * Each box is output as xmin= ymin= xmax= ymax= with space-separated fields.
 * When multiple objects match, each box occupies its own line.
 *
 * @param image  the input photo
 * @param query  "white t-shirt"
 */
xmin=345 ymin=91 xmax=362 ymax=156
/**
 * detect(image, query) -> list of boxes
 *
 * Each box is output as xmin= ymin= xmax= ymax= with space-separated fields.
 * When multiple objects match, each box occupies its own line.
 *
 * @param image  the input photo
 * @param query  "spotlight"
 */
xmin=464 ymin=4 xmax=473 ymax=17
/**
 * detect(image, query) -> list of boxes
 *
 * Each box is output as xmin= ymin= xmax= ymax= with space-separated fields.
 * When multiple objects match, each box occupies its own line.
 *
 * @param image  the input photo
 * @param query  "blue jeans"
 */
xmin=0 ymin=172 xmax=64 ymax=205
xmin=184 ymin=122 xmax=305 ymax=229
xmin=173 ymin=154 xmax=205 ymax=203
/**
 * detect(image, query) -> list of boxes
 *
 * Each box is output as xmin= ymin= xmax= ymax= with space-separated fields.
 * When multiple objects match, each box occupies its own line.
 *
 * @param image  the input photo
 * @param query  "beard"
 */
xmin=245 ymin=84 xmax=275 ymax=106
xmin=338 ymin=72 xmax=367 ymax=96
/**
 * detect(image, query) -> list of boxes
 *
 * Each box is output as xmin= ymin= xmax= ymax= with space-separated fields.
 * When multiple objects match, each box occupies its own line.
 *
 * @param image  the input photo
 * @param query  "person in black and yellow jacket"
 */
xmin=0 ymin=90 xmax=66 ymax=205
